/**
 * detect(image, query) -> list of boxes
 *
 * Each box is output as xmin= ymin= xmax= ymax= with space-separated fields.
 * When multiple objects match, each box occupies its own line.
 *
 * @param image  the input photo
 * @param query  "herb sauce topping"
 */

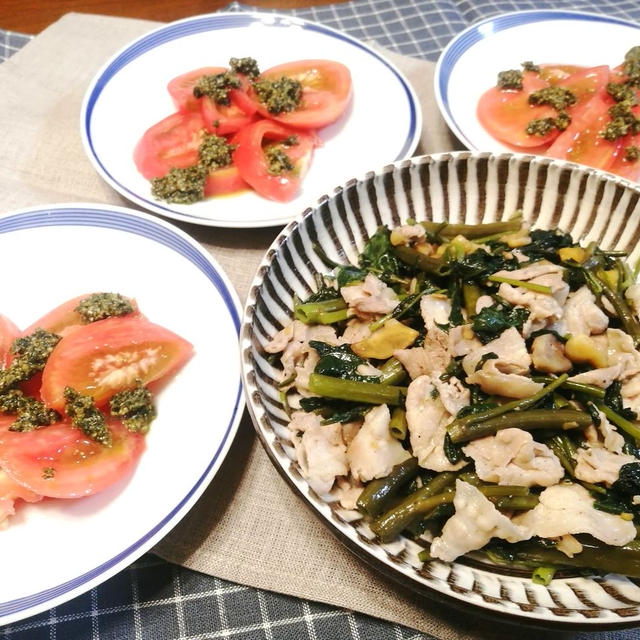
xmin=64 ymin=387 xmax=111 ymax=447
xmin=253 ymin=76 xmax=303 ymax=114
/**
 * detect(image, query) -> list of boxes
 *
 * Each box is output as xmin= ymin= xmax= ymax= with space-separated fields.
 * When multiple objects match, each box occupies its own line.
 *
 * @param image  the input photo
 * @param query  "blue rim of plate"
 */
xmin=0 ymin=205 xmax=244 ymax=621
xmin=435 ymin=9 xmax=640 ymax=150
xmin=81 ymin=12 xmax=420 ymax=228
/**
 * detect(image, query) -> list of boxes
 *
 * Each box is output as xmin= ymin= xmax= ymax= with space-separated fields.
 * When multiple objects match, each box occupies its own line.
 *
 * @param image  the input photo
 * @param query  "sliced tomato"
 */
xmin=0 ymin=469 xmax=41 ymax=522
xmin=538 ymin=64 xmax=585 ymax=84
xmin=608 ymin=106 xmax=640 ymax=182
xmin=546 ymin=91 xmax=622 ymax=170
xmin=133 ymin=111 xmax=205 ymax=180
xmin=477 ymin=72 xmax=559 ymax=147
xmin=204 ymin=164 xmax=247 ymax=197
xmin=247 ymin=60 xmax=352 ymax=129
xmin=0 ymin=415 xmax=144 ymax=499
xmin=21 ymin=294 xmax=139 ymax=338
xmin=0 ymin=315 xmax=20 ymax=368
xmin=167 ymin=66 xmax=226 ymax=112
xmin=557 ymin=66 xmax=608 ymax=115
xmin=233 ymin=120 xmax=317 ymax=201
xmin=200 ymin=95 xmax=258 ymax=135
xmin=40 ymin=316 xmax=194 ymax=411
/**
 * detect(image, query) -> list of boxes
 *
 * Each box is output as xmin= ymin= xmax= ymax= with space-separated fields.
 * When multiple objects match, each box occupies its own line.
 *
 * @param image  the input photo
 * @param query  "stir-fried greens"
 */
xmin=265 ymin=214 xmax=640 ymax=584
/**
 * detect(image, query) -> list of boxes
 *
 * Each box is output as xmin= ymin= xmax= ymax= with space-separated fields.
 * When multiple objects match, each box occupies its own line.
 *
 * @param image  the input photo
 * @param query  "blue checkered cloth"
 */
xmin=4 ymin=1 xmax=640 ymax=639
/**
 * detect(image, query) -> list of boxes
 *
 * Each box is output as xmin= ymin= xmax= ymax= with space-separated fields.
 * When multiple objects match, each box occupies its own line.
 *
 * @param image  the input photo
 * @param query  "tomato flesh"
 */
xmin=41 ymin=316 xmax=194 ymax=411
xmin=168 ymin=66 xmax=225 ymax=112
xmin=247 ymin=59 xmax=352 ymax=129
xmin=0 ymin=415 xmax=145 ymax=499
xmin=133 ymin=111 xmax=205 ymax=180
xmin=0 ymin=315 xmax=20 ymax=368
xmin=233 ymin=120 xmax=317 ymax=201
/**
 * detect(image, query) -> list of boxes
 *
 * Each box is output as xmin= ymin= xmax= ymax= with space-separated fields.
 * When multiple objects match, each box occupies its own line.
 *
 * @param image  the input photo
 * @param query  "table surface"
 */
xmin=5 ymin=1 xmax=640 ymax=639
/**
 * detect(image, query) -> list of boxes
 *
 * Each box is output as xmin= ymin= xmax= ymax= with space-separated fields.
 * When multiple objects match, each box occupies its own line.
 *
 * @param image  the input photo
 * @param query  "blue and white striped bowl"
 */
xmin=242 ymin=151 xmax=640 ymax=628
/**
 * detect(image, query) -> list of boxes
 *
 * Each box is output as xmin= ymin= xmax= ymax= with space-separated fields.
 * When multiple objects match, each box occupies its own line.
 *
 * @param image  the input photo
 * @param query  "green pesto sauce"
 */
xmin=602 ymin=102 xmax=640 ymax=141
xmin=229 ymin=57 xmax=260 ymax=78
xmin=265 ymin=146 xmax=295 ymax=175
xmin=626 ymin=145 xmax=640 ymax=162
xmin=606 ymin=81 xmax=639 ymax=105
xmin=64 ymin=387 xmax=112 ymax=447
xmin=198 ymin=134 xmax=235 ymax=170
xmin=526 ymin=111 xmax=571 ymax=136
xmin=151 ymin=166 xmax=206 ymax=204
xmin=193 ymin=71 xmax=241 ymax=105
xmin=528 ymin=86 xmax=577 ymax=111
xmin=521 ymin=61 xmax=540 ymax=73
xmin=0 ymin=389 xmax=60 ymax=432
xmin=42 ymin=467 xmax=55 ymax=480
xmin=109 ymin=382 xmax=156 ymax=434
xmin=75 ymin=293 xmax=134 ymax=323
xmin=624 ymin=46 xmax=640 ymax=85
xmin=253 ymin=76 xmax=302 ymax=114
xmin=496 ymin=69 xmax=523 ymax=90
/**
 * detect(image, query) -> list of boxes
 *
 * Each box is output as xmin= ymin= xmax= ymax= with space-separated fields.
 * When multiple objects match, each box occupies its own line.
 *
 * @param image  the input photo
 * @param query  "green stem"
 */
xmin=598 ymin=404 xmax=640 ymax=441
xmin=294 ymin=298 xmax=348 ymax=324
xmin=420 ymin=218 xmax=522 ymax=239
xmin=378 ymin=358 xmax=407 ymax=386
xmin=389 ymin=407 xmax=408 ymax=440
xmin=532 ymin=376 xmax=606 ymax=399
xmin=308 ymin=373 xmax=407 ymax=406
xmin=448 ymin=408 xmax=591 ymax=444
xmin=391 ymin=246 xmax=451 ymax=276
xmin=487 ymin=275 xmax=552 ymax=294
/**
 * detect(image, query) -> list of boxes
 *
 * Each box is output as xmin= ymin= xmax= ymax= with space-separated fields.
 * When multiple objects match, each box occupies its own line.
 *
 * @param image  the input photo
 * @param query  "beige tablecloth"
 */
xmin=0 ymin=12 xmax=622 ymax=639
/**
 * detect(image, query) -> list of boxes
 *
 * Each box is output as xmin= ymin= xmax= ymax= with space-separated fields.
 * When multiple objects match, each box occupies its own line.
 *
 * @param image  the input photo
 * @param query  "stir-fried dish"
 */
xmin=265 ymin=215 xmax=640 ymax=584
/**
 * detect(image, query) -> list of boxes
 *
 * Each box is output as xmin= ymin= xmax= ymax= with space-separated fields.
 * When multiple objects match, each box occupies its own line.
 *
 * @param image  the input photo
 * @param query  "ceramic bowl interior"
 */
xmin=241 ymin=151 xmax=640 ymax=628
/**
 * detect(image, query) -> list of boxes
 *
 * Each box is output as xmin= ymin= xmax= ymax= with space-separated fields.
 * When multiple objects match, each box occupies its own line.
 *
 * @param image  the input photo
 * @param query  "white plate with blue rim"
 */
xmin=0 ymin=204 xmax=244 ymax=625
xmin=81 ymin=11 xmax=421 ymax=228
xmin=435 ymin=10 xmax=640 ymax=153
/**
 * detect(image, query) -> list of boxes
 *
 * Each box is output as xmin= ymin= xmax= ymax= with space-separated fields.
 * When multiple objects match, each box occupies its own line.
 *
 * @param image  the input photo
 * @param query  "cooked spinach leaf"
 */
xmin=309 ymin=341 xmax=380 ymax=383
xmin=471 ymin=303 xmax=530 ymax=344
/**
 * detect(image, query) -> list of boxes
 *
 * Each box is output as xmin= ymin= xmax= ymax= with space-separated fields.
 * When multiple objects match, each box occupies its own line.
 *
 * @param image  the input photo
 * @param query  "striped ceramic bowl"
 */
xmin=241 ymin=151 xmax=640 ymax=628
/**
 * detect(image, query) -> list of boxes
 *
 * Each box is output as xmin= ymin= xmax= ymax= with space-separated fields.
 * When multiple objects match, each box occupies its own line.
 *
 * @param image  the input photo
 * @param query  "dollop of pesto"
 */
xmin=528 ymin=86 xmax=577 ymax=111
xmin=0 ymin=329 xmax=62 ymax=393
xmin=624 ymin=46 xmax=640 ymax=85
xmin=521 ymin=61 xmax=540 ymax=73
xmin=198 ymin=134 xmax=235 ymax=170
xmin=109 ymin=382 xmax=156 ymax=434
xmin=601 ymin=102 xmax=640 ymax=141
xmin=253 ymin=76 xmax=302 ymax=114
xmin=606 ymin=81 xmax=639 ymax=105
xmin=42 ymin=467 xmax=55 ymax=480
xmin=526 ymin=112 xmax=571 ymax=136
xmin=496 ymin=69 xmax=523 ymax=90
xmin=193 ymin=71 xmax=242 ymax=105
xmin=265 ymin=147 xmax=295 ymax=175
xmin=626 ymin=145 xmax=640 ymax=162
xmin=151 ymin=166 xmax=206 ymax=204
xmin=75 ymin=293 xmax=134 ymax=323
xmin=229 ymin=57 xmax=260 ymax=78
xmin=64 ymin=387 xmax=111 ymax=447
xmin=0 ymin=389 xmax=60 ymax=432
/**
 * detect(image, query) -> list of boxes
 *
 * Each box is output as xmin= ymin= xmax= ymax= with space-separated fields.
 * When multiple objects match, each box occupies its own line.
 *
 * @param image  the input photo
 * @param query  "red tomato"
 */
xmin=167 ymin=66 xmax=226 ymax=112
xmin=233 ymin=120 xmax=317 ymax=201
xmin=538 ymin=64 xmax=585 ymax=84
xmin=546 ymin=91 xmax=621 ymax=170
xmin=247 ymin=60 xmax=352 ymax=129
xmin=557 ymin=66 xmax=608 ymax=115
xmin=133 ymin=111 xmax=206 ymax=179
xmin=0 ymin=315 xmax=20 ymax=368
xmin=200 ymin=95 xmax=258 ymax=136
xmin=0 ymin=469 xmax=41 ymax=522
xmin=204 ymin=164 xmax=247 ymax=197
xmin=477 ymin=72 xmax=559 ymax=147
xmin=21 ymin=294 xmax=139 ymax=338
xmin=40 ymin=316 xmax=194 ymax=411
xmin=0 ymin=415 xmax=145 ymax=499
xmin=608 ymin=106 xmax=640 ymax=182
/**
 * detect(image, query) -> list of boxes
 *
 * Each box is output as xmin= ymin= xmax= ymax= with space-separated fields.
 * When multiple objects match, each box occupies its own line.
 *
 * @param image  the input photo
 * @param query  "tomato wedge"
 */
xmin=0 ymin=469 xmax=41 ymax=522
xmin=133 ymin=111 xmax=206 ymax=180
xmin=21 ymin=294 xmax=139 ymax=338
xmin=0 ymin=415 xmax=145 ymax=498
xmin=0 ymin=315 xmax=20 ymax=368
xmin=477 ymin=72 xmax=559 ymax=147
xmin=546 ymin=91 xmax=621 ymax=170
xmin=200 ymin=95 xmax=257 ymax=136
xmin=247 ymin=60 xmax=352 ymax=129
xmin=168 ymin=66 xmax=225 ymax=112
xmin=40 ymin=316 xmax=194 ymax=411
xmin=233 ymin=120 xmax=317 ymax=201
xmin=204 ymin=164 xmax=247 ymax=197
xmin=608 ymin=106 xmax=640 ymax=182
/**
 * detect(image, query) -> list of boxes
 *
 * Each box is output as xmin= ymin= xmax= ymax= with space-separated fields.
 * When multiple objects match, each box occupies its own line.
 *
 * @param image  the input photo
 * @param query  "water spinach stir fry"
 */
xmin=266 ymin=216 xmax=640 ymax=583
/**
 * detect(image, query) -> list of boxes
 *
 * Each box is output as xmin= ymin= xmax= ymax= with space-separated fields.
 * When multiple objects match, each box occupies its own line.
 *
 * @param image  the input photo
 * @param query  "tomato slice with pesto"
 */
xmin=168 ymin=66 xmax=226 ymax=112
xmin=546 ymin=91 xmax=622 ymax=170
xmin=0 ymin=315 xmax=20 ymax=368
xmin=204 ymin=164 xmax=247 ymax=197
xmin=0 ymin=415 xmax=145 ymax=499
xmin=477 ymin=72 xmax=559 ymax=147
xmin=40 ymin=316 xmax=194 ymax=411
xmin=133 ymin=111 xmax=206 ymax=180
xmin=247 ymin=59 xmax=352 ymax=129
xmin=21 ymin=293 xmax=139 ymax=338
xmin=200 ymin=95 xmax=258 ymax=136
xmin=233 ymin=120 xmax=317 ymax=201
